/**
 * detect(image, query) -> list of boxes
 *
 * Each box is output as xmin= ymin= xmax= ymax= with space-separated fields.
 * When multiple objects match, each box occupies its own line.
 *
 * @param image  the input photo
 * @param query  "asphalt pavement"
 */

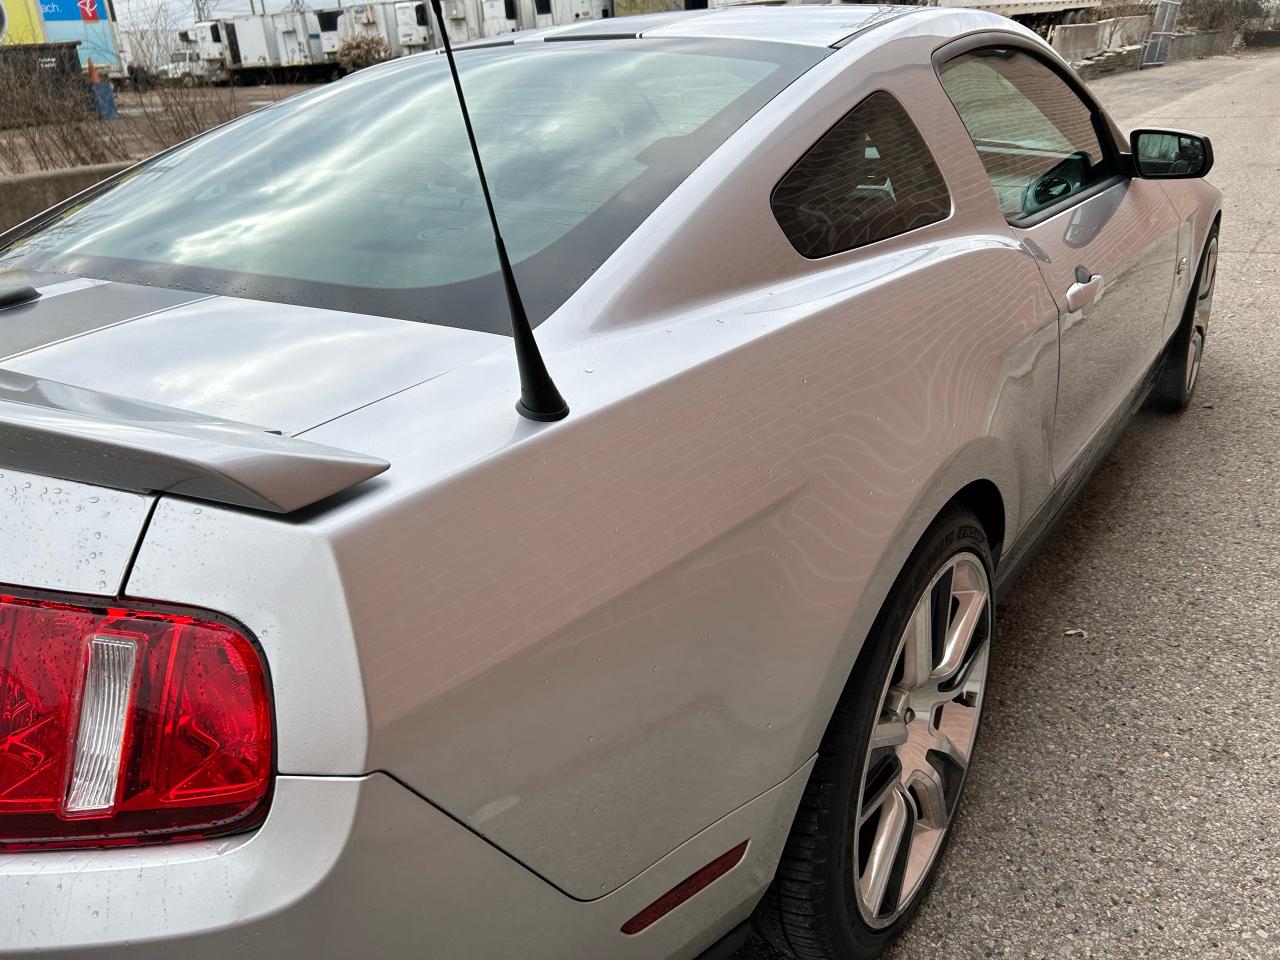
xmin=733 ymin=49 xmax=1280 ymax=960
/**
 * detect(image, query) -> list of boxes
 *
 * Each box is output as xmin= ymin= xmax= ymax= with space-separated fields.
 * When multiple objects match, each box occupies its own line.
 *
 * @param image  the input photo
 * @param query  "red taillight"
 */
xmin=0 ymin=593 xmax=272 ymax=850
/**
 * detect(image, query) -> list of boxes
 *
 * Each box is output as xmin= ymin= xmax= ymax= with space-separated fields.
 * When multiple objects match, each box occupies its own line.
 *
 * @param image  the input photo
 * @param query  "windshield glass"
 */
xmin=1 ymin=39 xmax=822 ymax=333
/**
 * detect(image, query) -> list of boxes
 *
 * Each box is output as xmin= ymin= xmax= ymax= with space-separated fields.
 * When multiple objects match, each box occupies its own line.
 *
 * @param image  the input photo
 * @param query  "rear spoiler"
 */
xmin=0 ymin=370 xmax=389 ymax=513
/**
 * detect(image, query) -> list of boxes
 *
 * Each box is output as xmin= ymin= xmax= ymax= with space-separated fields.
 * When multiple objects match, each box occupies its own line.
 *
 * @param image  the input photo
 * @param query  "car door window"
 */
xmin=771 ymin=91 xmax=951 ymax=259
xmin=939 ymin=49 xmax=1115 ymax=221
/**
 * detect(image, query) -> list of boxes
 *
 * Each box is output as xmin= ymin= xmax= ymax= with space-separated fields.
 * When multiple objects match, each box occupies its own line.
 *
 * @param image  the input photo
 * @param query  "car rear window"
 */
xmin=771 ymin=91 xmax=950 ymax=259
xmin=0 ymin=39 xmax=823 ymax=334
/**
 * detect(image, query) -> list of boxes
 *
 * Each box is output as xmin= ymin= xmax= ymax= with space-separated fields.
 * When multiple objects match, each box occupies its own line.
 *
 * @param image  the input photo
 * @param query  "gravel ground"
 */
xmin=734 ymin=50 xmax=1280 ymax=960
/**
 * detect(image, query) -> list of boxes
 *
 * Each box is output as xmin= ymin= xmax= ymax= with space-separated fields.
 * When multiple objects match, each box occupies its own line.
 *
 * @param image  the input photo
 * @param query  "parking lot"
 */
xmin=736 ymin=49 xmax=1280 ymax=960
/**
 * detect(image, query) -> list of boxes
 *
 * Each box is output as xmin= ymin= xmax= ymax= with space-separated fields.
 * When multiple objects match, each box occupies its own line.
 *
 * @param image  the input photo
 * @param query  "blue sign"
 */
xmin=39 ymin=0 xmax=99 ymax=21
xmin=39 ymin=0 xmax=78 ymax=21
xmin=43 ymin=19 xmax=120 ymax=66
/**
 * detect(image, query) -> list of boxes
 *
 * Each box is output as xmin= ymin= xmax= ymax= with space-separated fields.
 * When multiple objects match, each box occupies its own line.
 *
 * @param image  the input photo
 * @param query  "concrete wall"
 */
xmin=1051 ymin=15 xmax=1151 ymax=61
xmin=1244 ymin=29 xmax=1280 ymax=46
xmin=1075 ymin=28 xmax=1234 ymax=80
xmin=1167 ymin=29 xmax=1234 ymax=60
xmin=1051 ymin=21 xmax=1105 ymax=60
xmin=0 ymin=161 xmax=130 ymax=232
xmin=1099 ymin=15 xmax=1152 ymax=51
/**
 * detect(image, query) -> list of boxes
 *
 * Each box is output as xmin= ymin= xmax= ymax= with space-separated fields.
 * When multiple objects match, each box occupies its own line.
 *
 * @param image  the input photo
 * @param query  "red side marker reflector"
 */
xmin=621 ymin=840 xmax=749 ymax=935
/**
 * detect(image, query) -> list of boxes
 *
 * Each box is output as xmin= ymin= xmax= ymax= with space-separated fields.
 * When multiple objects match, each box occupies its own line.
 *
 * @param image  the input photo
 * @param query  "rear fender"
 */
xmin=793 ymin=436 xmax=1024 ymax=759
xmin=0 ymin=467 xmax=152 ymax=596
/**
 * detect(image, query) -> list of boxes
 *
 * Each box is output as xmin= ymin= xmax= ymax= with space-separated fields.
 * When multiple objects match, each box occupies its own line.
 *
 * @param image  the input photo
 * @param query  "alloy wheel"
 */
xmin=853 ymin=551 xmax=991 ymax=928
xmin=1186 ymin=328 xmax=1204 ymax=395
xmin=1188 ymin=234 xmax=1217 ymax=394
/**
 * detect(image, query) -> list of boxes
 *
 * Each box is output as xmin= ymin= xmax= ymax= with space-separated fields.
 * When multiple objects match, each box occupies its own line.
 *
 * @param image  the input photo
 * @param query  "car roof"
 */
xmin=457 ymin=4 xmax=926 ymax=50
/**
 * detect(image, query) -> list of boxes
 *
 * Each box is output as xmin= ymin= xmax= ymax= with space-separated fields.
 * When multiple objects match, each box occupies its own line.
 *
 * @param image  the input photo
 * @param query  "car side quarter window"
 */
xmin=771 ymin=91 xmax=951 ymax=259
xmin=938 ymin=48 xmax=1116 ymax=222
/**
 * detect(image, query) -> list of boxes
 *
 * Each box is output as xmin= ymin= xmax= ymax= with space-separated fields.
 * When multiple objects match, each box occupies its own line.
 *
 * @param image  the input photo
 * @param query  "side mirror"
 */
xmin=1129 ymin=128 xmax=1214 ymax=179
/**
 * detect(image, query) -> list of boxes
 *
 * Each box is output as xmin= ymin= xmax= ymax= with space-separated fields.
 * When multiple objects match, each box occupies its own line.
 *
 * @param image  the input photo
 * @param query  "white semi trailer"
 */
xmin=188 ymin=0 xmax=1101 ymax=87
xmin=225 ymin=14 xmax=280 ymax=69
xmin=343 ymin=3 xmax=407 ymax=56
xmin=309 ymin=3 xmax=406 ymax=65
xmin=269 ymin=11 xmax=323 ymax=68
xmin=620 ymin=0 xmax=1101 ymax=30
xmin=395 ymin=2 xmax=433 ymax=52
xmin=393 ymin=0 xmax=608 ymax=48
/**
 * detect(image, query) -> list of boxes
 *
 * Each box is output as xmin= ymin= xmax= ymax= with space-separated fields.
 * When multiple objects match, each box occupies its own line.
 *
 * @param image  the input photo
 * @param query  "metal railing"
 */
xmin=1141 ymin=0 xmax=1182 ymax=66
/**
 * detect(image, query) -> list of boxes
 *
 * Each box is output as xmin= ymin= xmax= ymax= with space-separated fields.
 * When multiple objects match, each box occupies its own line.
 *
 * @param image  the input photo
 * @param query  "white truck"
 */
xmin=161 ymin=48 xmax=210 ymax=84
xmin=190 ymin=20 xmax=230 ymax=83
xmin=192 ymin=10 xmax=333 ymax=82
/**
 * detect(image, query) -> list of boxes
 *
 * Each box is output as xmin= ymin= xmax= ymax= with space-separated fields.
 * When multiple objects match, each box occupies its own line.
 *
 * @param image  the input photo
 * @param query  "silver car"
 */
xmin=0 ymin=7 xmax=1220 ymax=960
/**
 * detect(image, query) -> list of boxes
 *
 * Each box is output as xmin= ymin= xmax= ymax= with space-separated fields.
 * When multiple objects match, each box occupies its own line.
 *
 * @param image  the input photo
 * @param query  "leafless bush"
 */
xmin=0 ymin=54 xmax=253 ymax=176
xmin=1180 ymin=0 xmax=1274 ymax=30
xmin=0 ymin=0 xmax=275 ymax=178
xmin=0 ymin=63 xmax=132 ymax=175
xmin=129 ymin=81 xmax=241 ymax=151
xmin=337 ymin=34 xmax=391 ymax=73
xmin=1088 ymin=3 xmax=1156 ymax=22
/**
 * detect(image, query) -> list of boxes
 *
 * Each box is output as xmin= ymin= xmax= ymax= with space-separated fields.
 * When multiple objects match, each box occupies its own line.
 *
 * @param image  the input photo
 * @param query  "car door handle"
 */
xmin=1065 ymin=272 xmax=1103 ymax=312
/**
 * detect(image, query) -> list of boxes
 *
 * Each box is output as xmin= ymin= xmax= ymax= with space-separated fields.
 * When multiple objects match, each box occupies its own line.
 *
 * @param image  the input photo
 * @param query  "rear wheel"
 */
xmin=754 ymin=509 xmax=993 ymax=960
xmin=1153 ymin=227 xmax=1218 ymax=411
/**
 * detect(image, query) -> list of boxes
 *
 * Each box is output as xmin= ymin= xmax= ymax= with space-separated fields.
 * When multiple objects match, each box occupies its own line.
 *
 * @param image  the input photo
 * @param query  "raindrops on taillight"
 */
xmin=0 ymin=593 xmax=272 ymax=850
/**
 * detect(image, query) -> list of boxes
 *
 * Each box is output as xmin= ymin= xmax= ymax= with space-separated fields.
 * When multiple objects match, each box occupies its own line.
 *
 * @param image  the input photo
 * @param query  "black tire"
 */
xmin=1152 ymin=225 xmax=1218 ymax=412
xmin=753 ymin=507 xmax=994 ymax=960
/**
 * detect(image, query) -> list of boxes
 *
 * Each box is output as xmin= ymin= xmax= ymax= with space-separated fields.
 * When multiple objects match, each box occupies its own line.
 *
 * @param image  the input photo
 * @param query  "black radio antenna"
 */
xmin=428 ymin=0 xmax=569 ymax=422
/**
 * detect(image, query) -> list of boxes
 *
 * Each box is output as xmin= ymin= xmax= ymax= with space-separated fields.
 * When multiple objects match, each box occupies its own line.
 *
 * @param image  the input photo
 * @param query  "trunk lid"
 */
xmin=0 ymin=270 xmax=506 ymax=437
